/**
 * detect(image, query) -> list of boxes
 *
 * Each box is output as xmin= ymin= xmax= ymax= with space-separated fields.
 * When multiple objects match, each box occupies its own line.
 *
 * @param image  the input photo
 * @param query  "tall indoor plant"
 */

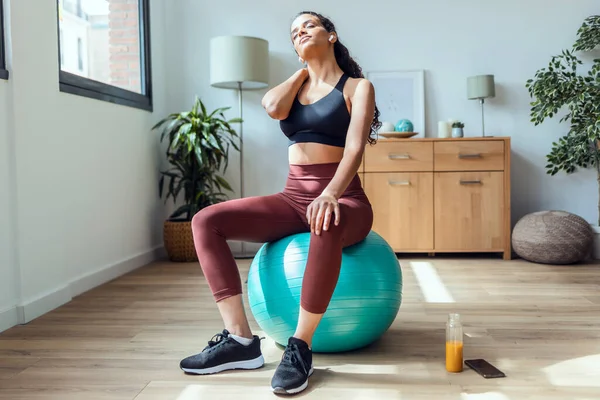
xmin=526 ymin=15 xmax=600 ymax=226
xmin=152 ymin=96 xmax=241 ymax=261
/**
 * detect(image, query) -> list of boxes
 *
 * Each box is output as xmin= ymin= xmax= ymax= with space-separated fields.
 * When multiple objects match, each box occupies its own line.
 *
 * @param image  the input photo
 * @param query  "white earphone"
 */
xmin=329 ymin=35 xmax=334 ymax=42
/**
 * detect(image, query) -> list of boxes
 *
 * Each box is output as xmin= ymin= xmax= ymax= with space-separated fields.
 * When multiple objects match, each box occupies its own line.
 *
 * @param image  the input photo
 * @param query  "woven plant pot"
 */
xmin=163 ymin=219 xmax=198 ymax=262
xmin=512 ymin=210 xmax=594 ymax=264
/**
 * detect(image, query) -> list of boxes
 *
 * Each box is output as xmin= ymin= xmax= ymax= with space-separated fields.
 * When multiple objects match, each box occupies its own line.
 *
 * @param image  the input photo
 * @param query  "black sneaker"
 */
xmin=271 ymin=337 xmax=314 ymax=394
xmin=180 ymin=329 xmax=264 ymax=375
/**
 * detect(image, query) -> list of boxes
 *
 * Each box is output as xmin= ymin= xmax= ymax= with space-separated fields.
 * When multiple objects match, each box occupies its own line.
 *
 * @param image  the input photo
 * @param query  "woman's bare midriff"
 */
xmin=288 ymin=142 xmax=345 ymax=165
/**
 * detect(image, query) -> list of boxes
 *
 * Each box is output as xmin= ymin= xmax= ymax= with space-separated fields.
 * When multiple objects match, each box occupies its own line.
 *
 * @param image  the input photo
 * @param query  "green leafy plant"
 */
xmin=526 ymin=15 xmax=600 ymax=225
xmin=152 ymin=97 xmax=241 ymax=221
xmin=452 ymin=121 xmax=465 ymax=129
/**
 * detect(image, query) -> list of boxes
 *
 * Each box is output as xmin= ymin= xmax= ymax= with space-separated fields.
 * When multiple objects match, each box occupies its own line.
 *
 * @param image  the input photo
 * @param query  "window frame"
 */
xmin=0 ymin=0 xmax=8 ymax=80
xmin=56 ymin=0 xmax=153 ymax=111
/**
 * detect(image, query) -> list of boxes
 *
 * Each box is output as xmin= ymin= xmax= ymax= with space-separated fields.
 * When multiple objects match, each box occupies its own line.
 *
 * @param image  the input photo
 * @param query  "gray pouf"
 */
xmin=512 ymin=210 xmax=594 ymax=264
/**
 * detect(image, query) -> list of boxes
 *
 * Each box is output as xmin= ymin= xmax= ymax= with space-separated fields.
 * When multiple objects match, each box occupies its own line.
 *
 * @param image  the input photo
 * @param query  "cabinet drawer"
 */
xmin=434 ymin=140 xmax=504 ymax=171
xmin=364 ymin=141 xmax=433 ymax=172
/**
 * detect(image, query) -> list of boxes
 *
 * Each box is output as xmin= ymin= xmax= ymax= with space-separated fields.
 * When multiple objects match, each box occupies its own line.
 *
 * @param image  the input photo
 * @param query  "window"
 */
xmin=59 ymin=28 xmax=64 ymax=66
xmin=77 ymin=37 xmax=83 ymax=71
xmin=0 ymin=0 xmax=7 ymax=80
xmin=57 ymin=0 xmax=152 ymax=110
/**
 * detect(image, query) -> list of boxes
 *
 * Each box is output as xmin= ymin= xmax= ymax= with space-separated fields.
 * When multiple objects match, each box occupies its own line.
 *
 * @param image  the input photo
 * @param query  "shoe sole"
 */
xmin=181 ymin=354 xmax=265 ymax=375
xmin=271 ymin=367 xmax=314 ymax=395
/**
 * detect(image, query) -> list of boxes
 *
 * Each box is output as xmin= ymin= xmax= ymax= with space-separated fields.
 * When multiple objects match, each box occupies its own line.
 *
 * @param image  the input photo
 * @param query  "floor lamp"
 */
xmin=210 ymin=35 xmax=269 ymax=257
xmin=467 ymin=74 xmax=495 ymax=137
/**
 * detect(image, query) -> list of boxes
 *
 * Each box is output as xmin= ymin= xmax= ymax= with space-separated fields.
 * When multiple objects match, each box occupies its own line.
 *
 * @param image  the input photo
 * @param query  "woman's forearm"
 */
xmin=320 ymin=146 xmax=363 ymax=199
xmin=261 ymin=68 xmax=308 ymax=120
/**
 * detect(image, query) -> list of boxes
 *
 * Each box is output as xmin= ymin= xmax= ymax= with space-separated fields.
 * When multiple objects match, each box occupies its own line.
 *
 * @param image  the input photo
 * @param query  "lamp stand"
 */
xmin=236 ymin=82 xmax=253 ymax=259
xmin=479 ymin=98 xmax=493 ymax=138
xmin=480 ymin=98 xmax=485 ymax=137
xmin=237 ymin=82 xmax=245 ymax=201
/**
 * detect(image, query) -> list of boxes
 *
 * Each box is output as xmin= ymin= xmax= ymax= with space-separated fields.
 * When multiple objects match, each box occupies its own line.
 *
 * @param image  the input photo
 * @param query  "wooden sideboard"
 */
xmin=358 ymin=137 xmax=511 ymax=260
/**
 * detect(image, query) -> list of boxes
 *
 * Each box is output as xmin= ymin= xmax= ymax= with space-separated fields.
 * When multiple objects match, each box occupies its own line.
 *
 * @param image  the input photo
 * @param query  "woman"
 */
xmin=179 ymin=10 xmax=381 ymax=395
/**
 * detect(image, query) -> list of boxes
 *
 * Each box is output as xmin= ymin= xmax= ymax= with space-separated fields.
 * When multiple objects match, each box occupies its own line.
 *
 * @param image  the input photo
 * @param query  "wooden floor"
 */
xmin=1 ymin=255 xmax=599 ymax=399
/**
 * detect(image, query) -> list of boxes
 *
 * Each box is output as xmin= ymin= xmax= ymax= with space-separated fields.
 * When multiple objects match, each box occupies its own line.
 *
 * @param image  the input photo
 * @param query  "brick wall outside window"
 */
xmin=108 ymin=0 xmax=141 ymax=93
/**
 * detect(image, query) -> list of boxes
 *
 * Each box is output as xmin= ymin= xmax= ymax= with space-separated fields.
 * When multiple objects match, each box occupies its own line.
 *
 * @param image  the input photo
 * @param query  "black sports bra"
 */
xmin=279 ymin=74 xmax=351 ymax=148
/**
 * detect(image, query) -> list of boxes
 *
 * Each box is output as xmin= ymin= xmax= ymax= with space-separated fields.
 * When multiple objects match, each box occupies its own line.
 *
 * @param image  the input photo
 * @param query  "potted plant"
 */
xmin=526 ymin=15 xmax=600 ymax=257
xmin=152 ymin=96 xmax=241 ymax=262
xmin=451 ymin=121 xmax=465 ymax=137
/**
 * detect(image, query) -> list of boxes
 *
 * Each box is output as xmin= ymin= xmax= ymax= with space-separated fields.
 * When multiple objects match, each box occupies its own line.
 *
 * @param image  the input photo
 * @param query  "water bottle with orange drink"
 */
xmin=446 ymin=313 xmax=463 ymax=372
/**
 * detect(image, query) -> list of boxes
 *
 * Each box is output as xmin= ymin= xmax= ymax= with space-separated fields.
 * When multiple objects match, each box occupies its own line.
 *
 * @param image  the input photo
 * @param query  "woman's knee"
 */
xmin=312 ymin=217 xmax=345 ymax=242
xmin=312 ymin=204 xmax=371 ymax=245
xmin=191 ymin=204 xmax=223 ymax=237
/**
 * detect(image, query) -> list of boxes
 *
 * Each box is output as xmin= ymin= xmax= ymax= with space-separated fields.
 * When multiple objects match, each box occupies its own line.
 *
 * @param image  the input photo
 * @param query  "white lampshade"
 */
xmin=467 ymin=74 xmax=495 ymax=100
xmin=210 ymin=36 xmax=269 ymax=90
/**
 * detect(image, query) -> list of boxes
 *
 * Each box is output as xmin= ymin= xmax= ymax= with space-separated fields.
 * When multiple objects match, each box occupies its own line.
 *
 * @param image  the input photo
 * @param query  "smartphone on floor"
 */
xmin=465 ymin=359 xmax=506 ymax=378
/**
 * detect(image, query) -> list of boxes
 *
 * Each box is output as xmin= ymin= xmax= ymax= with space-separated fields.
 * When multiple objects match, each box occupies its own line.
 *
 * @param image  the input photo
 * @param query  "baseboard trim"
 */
xmin=16 ymin=284 xmax=72 ymax=325
xmin=69 ymin=245 xmax=165 ymax=298
xmin=0 ymin=306 xmax=19 ymax=333
xmin=230 ymin=240 xmax=260 ymax=258
xmin=14 ymin=245 xmax=165 ymax=327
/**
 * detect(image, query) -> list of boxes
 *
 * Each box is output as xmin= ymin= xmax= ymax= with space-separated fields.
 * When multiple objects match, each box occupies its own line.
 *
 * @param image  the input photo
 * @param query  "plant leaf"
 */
xmin=156 ymin=96 xmax=241 ymax=220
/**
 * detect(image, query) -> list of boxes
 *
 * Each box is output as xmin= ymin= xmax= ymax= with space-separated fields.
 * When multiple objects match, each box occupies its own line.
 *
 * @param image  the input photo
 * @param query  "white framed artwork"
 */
xmin=367 ymin=70 xmax=425 ymax=138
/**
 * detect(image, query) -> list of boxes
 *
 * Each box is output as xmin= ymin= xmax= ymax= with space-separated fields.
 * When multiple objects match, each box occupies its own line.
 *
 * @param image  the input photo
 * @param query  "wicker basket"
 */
xmin=163 ymin=219 xmax=198 ymax=262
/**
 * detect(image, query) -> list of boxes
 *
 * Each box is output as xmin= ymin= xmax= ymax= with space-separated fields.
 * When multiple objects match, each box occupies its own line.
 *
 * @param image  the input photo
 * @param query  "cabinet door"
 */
xmin=434 ymin=171 xmax=505 ymax=251
xmin=364 ymin=172 xmax=434 ymax=251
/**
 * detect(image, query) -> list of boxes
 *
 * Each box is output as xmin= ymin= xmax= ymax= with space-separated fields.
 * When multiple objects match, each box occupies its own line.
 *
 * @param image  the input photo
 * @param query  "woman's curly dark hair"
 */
xmin=293 ymin=11 xmax=381 ymax=145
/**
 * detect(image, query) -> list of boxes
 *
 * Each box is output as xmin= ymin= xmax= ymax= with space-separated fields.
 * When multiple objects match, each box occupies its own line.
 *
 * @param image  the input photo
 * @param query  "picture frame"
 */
xmin=367 ymin=70 xmax=425 ymax=138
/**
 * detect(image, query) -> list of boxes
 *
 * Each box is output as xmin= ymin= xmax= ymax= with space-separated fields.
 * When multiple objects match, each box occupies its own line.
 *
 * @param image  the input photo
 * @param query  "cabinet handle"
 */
xmin=458 ymin=153 xmax=482 ymax=159
xmin=389 ymin=180 xmax=410 ymax=186
xmin=388 ymin=153 xmax=410 ymax=160
xmin=460 ymin=180 xmax=482 ymax=185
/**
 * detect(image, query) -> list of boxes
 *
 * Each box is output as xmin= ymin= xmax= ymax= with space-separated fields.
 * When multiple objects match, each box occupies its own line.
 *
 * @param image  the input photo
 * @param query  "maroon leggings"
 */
xmin=191 ymin=162 xmax=373 ymax=314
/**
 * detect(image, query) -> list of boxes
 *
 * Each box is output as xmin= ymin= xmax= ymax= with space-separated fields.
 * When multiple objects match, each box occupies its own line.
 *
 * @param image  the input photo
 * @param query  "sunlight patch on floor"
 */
xmin=176 ymin=385 xmax=271 ymax=399
xmin=461 ymin=392 xmax=511 ymax=400
xmin=319 ymin=363 xmax=401 ymax=375
xmin=175 ymin=385 xmax=437 ymax=399
xmin=542 ymin=353 xmax=600 ymax=387
xmin=409 ymin=261 xmax=455 ymax=303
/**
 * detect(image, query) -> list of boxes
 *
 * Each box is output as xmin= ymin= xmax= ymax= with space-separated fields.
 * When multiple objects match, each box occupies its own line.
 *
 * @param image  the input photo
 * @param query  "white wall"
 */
xmin=165 ymin=0 xmax=600 ymax=244
xmin=0 ymin=73 xmax=19 ymax=332
xmin=0 ymin=0 xmax=169 ymax=332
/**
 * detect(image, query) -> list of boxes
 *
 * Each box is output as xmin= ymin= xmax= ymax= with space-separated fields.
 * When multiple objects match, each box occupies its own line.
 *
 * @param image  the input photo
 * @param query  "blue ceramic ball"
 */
xmin=395 ymin=119 xmax=414 ymax=132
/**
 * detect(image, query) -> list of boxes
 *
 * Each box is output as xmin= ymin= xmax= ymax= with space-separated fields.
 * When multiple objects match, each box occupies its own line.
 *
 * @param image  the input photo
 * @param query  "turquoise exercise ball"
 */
xmin=395 ymin=119 xmax=414 ymax=132
xmin=247 ymin=231 xmax=403 ymax=353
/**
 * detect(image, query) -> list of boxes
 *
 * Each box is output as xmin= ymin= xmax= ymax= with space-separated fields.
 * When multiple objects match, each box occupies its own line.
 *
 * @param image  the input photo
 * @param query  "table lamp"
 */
xmin=467 ymin=74 xmax=495 ymax=137
xmin=210 ymin=35 xmax=269 ymax=256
